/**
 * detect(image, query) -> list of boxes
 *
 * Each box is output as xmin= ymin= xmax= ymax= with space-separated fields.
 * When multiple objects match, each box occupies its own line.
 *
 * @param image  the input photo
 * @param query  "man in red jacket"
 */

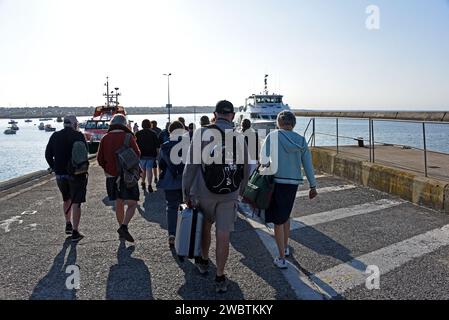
xmin=97 ymin=114 xmax=141 ymax=243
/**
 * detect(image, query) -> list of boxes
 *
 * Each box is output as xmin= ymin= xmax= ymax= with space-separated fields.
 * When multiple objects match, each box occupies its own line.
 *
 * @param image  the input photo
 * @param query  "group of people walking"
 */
xmin=45 ymin=101 xmax=317 ymax=294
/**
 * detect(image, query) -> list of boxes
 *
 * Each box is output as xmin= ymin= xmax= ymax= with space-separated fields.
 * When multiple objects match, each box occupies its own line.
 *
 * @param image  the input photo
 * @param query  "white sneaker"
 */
xmin=284 ymin=247 xmax=290 ymax=257
xmin=273 ymin=257 xmax=288 ymax=269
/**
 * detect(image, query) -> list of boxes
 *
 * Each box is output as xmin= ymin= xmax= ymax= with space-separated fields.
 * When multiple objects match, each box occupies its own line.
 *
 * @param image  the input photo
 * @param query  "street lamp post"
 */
xmin=163 ymin=73 xmax=172 ymax=123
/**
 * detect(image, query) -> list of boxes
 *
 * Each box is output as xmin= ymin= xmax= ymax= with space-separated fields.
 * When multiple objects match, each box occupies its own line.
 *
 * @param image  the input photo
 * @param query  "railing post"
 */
xmin=369 ymin=119 xmax=372 ymax=162
xmin=336 ymin=118 xmax=339 ymax=154
xmin=313 ymin=118 xmax=316 ymax=147
xmin=423 ymin=122 xmax=428 ymax=177
xmin=371 ymin=119 xmax=375 ymax=163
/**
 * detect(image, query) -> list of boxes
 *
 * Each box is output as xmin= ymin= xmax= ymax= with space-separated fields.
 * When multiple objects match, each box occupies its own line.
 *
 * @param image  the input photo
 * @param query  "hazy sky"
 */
xmin=0 ymin=0 xmax=448 ymax=110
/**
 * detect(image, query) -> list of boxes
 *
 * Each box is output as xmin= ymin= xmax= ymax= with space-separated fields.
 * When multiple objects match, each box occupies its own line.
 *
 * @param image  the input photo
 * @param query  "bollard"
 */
xmin=356 ymin=137 xmax=365 ymax=147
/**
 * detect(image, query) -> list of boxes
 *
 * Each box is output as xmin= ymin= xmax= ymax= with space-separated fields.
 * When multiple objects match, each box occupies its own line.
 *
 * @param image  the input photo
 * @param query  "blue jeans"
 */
xmin=165 ymin=189 xmax=183 ymax=237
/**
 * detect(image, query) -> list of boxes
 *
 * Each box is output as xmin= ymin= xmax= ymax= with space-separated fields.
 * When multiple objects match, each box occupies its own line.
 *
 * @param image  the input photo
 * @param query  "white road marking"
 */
xmin=240 ymin=202 xmax=449 ymax=299
xmin=23 ymin=223 xmax=38 ymax=231
xmin=248 ymin=216 xmax=328 ymax=299
xmin=297 ymin=185 xmax=357 ymax=197
xmin=0 ymin=216 xmax=24 ymax=233
xmin=290 ymin=199 xmax=405 ymax=230
xmin=240 ymin=198 xmax=405 ymax=233
xmin=21 ymin=210 xmax=37 ymax=216
xmin=238 ymin=187 xmax=434 ymax=300
xmin=0 ymin=211 xmax=38 ymax=234
xmin=312 ymin=224 xmax=449 ymax=298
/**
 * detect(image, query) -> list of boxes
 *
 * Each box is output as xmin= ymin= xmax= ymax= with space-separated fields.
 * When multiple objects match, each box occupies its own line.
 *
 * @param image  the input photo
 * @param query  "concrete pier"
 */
xmin=2 ymin=158 xmax=449 ymax=299
xmin=311 ymin=146 xmax=449 ymax=213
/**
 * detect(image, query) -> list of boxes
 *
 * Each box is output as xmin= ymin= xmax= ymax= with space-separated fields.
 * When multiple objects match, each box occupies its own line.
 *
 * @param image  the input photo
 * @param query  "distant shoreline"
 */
xmin=0 ymin=106 xmax=215 ymax=119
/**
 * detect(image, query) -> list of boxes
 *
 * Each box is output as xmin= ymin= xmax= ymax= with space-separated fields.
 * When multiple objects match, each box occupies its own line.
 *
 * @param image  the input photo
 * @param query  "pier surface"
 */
xmin=1 ymin=162 xmax=449 ymax=300
xmin=326 ymin=145 xmax=449 ymax=182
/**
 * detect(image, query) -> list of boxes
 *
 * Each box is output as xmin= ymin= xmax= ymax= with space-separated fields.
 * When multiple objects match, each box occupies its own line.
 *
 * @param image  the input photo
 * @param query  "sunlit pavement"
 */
xmin=1 ymin=164 xmax=449 ymax=300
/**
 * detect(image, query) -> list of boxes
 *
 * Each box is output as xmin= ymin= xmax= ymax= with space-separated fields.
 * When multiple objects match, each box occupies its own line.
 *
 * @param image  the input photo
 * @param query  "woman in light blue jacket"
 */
xmin=260 ymin=111 xmax=318 ymax=269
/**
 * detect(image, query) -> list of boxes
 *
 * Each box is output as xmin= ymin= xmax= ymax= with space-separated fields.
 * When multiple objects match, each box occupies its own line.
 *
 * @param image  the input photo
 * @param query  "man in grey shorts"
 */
xmin=183 ymin=100 xmax=249 ymax=294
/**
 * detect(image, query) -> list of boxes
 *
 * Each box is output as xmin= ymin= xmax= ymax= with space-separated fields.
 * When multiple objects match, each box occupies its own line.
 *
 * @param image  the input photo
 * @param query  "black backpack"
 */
xmin=66 ymin=131 xmax=89 ymax=176
xmin=201 ymin=125 xmax=244 ymax=194
xmin=68 ymin=141 xmax=89 ymax=176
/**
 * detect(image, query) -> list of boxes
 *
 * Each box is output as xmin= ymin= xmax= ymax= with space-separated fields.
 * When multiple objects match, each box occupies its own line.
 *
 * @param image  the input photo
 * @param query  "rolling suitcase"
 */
xmin=175 ymin=205 xmax=204 ymax=260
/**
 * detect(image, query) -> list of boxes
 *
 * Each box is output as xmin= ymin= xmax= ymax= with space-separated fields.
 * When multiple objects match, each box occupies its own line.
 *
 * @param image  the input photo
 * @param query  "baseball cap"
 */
xmin=64 ymin=115 xmax=79 ymax=126
xmin=214 ymin=100 xmax=234 ymax=114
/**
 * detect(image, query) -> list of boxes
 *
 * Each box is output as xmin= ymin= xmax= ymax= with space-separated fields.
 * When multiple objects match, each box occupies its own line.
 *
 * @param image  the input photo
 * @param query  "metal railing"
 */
xmin=299 ymin=112 xmax=449 ymax=180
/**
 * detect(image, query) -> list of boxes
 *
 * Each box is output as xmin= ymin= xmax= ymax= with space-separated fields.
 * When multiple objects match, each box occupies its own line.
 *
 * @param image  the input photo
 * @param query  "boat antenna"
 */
xmin=103 ymin=76 xmax=110 ymax=107
xmin=114 ymin=87 xmax=121 ymax=106
xmin=264 ymin=74 xmax=269 ymax=95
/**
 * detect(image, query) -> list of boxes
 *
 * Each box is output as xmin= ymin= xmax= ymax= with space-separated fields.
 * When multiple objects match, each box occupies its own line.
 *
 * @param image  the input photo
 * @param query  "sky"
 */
xmin=0 ymin=0 xmax=448 ymax=110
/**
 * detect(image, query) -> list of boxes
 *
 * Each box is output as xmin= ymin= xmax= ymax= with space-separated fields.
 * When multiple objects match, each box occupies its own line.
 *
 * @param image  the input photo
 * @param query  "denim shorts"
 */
xmin=140 ymin=157 xmax=156 ymax=170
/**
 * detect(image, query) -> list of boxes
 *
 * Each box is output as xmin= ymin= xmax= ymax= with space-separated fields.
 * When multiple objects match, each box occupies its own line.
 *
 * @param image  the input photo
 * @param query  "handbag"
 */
xmin=242 ymin=166 xmax=275 ymax=210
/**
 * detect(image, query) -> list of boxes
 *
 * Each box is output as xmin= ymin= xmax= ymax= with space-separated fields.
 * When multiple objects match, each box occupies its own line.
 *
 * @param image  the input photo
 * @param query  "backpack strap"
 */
xmin=124 ymin=133 xmax=132 ymax=147
xmin=204 ymin=124 xmax=225 ymax=139
xmin=116 ymin=133 xmax=132 ymax=179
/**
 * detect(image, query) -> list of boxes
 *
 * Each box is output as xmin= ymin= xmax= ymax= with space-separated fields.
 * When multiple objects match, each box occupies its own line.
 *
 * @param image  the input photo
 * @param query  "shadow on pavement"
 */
xmin=171 ymin=249 xmax=245 ymax=300
xmin=30 ymin=238 xmax=78 ymax=300
xmin=138 ymin=189 xmax=168 ymax=233
xmin=289 ymin=226 xmax=368 ymax=299
xmin=106 ymin=241 xmax=153 ymax=300
xmin=231 ymin=218 xmax=299 ymax=300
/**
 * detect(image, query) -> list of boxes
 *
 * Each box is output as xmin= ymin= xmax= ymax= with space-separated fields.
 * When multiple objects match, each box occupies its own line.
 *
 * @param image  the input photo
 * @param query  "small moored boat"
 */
xmin=44 ymin=124 xmax=56 ymax=132
xmin=4 ymin=128 xmax=16 ymax=135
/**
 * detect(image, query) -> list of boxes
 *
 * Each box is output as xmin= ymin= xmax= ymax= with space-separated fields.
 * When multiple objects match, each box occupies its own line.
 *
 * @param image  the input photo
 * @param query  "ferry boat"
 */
xmin=235 ymin=75 xmax=291 ymax=131
xmin=83 ymin=77 xmax=127 ymax=154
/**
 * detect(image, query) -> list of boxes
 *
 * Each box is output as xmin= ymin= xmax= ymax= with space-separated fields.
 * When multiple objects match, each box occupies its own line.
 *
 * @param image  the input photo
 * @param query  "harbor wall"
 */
xmin=311 ymin=148 xmax=449 ymax=213
xmin=294 ymin=111 xmax=449 ymax=122
xmin=0 ymin=154 xmax=97 ymax=192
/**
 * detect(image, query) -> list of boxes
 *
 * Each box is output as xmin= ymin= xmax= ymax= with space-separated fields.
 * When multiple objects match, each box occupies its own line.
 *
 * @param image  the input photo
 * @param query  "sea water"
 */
xmin=1 ymin=114 xmax=448 ymax=182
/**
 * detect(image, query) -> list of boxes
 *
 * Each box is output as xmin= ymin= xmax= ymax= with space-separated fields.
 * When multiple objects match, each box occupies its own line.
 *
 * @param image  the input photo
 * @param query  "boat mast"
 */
xmin=264 ymin=74 xmax=269 ymax=95
xmin=114 ymin=87 xmax=121 ymax=107
xmin=104 ymin=76 xmax=110 ymax=107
